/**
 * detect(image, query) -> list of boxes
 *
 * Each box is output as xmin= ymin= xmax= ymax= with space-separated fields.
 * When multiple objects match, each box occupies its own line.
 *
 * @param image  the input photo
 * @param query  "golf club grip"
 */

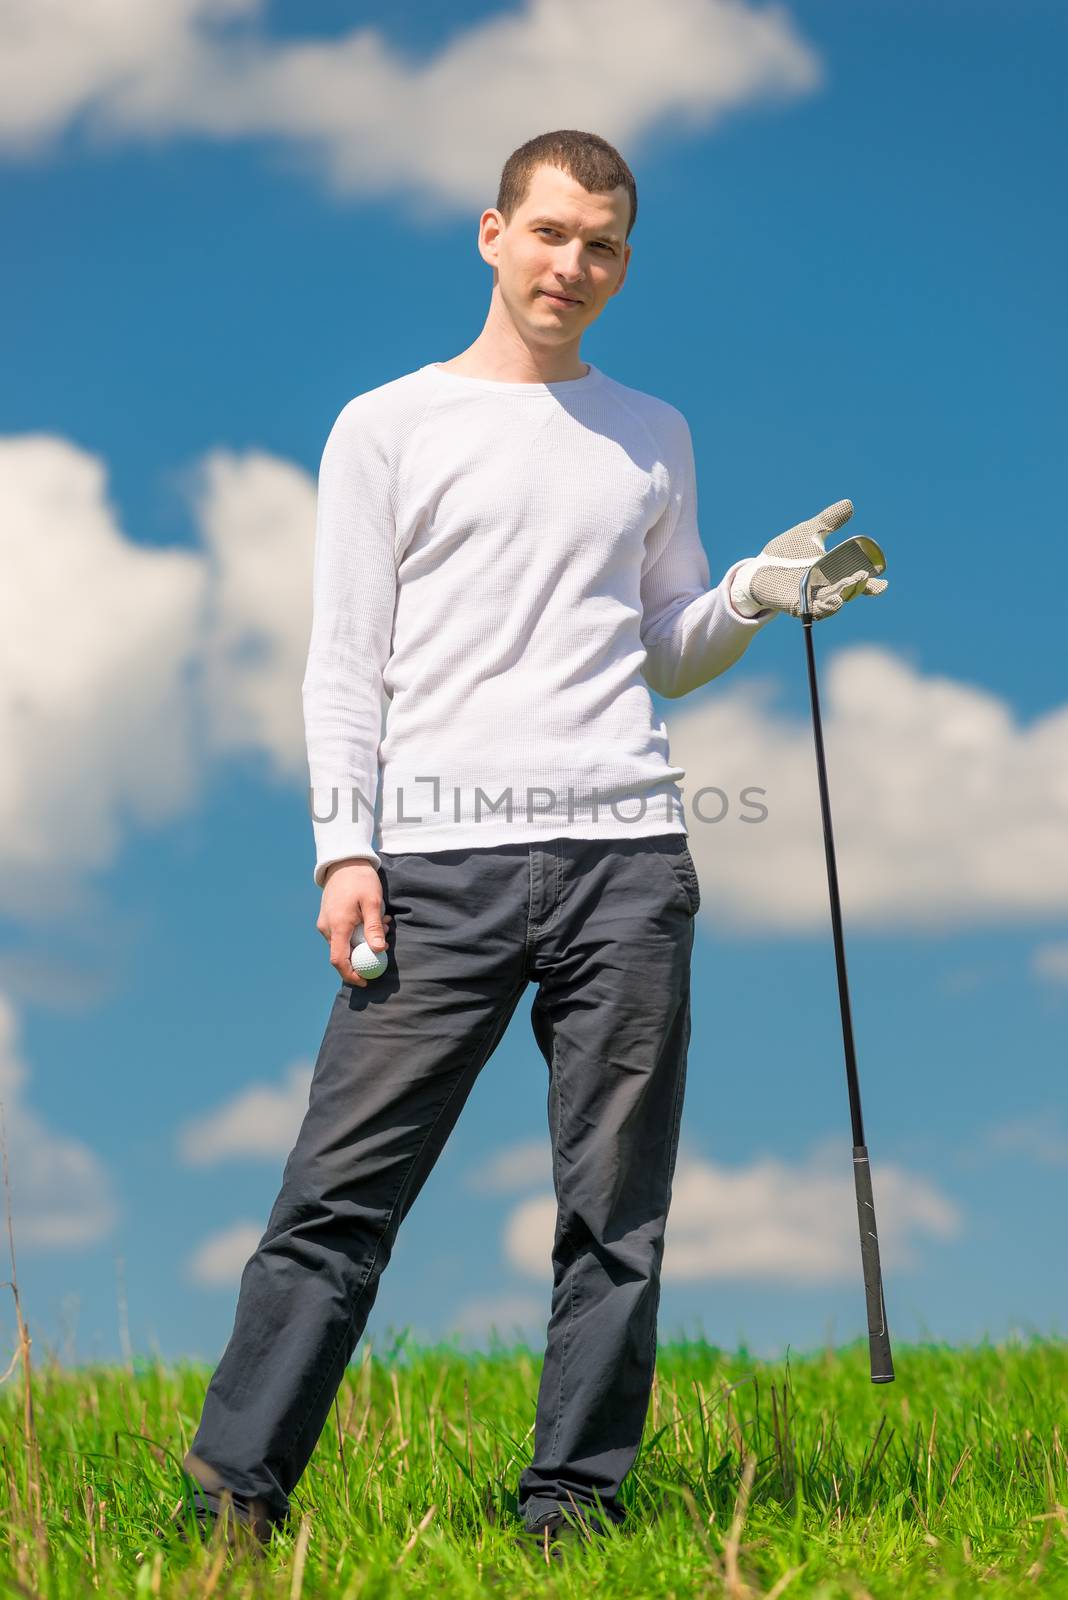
xmin=853 ymin=1145 xmax=895 ymax=1383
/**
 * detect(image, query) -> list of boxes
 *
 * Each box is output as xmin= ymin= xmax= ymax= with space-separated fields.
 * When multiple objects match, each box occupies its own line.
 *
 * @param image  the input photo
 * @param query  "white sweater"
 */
xmin=302 ymin=361 xmax=776 ymax=886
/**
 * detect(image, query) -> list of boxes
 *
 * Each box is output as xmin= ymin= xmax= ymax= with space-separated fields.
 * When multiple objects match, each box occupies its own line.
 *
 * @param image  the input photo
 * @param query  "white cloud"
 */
xmin=0 ymin=435 xmax=208 ymax=914
xmin=0 ymin=432 xmax=315 ymax=917
xmin=670 ymin=646 xmax=1068 ymax=932
xmin=1032 ymin=942 xmax=1068 ymax=985
xmin=447 ymin=1291 xmax=546 ymax=1343
xmin=191 ymin=448 xmax=316 ymax=777
xmin=466 ymin=1137 xmax=553 ymax=1194
xmin=503 ymin=1137 xmax=961 ymax=1285
xmin=176 ymin=1060 xmax=312 ymax=1164
xmin=982 ymin=1112 xmax=1068 ymax=1168
xmin=186 ymin=1220 xmax=263 ymax=1287
xmin=0 ymin=991 xmax=116 ymax=1250
xmin=0 ymin=0 xmax=823 ymax=211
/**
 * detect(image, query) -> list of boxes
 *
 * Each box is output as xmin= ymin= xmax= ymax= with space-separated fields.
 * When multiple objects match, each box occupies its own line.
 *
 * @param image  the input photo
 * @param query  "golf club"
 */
xmin=800 ymin=534 xmax=895 ymax=1384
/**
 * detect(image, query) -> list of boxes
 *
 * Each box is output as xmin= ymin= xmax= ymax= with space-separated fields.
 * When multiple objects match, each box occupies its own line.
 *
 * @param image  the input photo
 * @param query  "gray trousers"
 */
xmin=183 ymin=832 xmax=699 ymax=1535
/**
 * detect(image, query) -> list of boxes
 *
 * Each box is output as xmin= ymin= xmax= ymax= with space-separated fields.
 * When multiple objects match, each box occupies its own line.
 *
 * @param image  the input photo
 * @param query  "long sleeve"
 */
xmin=640 ymin=413 xmax=775 ymax=699
xmin=301 ymin=398 xmax=397 ymax=886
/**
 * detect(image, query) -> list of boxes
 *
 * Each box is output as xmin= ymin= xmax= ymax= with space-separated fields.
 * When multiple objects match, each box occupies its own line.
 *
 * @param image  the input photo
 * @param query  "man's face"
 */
xmin=483 ymin=163 xmax=631 ymax=340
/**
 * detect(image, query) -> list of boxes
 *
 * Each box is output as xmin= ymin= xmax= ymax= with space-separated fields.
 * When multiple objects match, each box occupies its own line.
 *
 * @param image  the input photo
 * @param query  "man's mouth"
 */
xmin=540 ymin=291 xmax=581 ymax=306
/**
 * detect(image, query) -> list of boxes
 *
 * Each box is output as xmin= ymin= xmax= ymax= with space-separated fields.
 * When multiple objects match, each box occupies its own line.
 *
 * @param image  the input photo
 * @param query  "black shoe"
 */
xmin=167 ymin=1491 xmax=273 ymax=1555
xmin=515 ymin=1507 xmax=608 ymax=1562
xmin=168 ymin=1455 xmax=278 ymax=1553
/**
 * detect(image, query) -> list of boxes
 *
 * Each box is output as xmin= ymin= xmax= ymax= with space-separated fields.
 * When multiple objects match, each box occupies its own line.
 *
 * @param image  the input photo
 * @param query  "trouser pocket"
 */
xmin=644 ymin=834 xmax=701 ymax=916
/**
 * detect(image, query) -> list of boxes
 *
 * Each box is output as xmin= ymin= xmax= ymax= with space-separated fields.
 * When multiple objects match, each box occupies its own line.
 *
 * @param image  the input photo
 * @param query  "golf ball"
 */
xmin=351 ymin=923 xmax=388 ymax=980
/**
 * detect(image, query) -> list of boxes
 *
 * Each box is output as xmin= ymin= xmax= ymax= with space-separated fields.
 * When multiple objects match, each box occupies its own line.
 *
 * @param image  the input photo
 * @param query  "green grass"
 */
xmin=1 ymin=1332 xmax=1066 ymax=1597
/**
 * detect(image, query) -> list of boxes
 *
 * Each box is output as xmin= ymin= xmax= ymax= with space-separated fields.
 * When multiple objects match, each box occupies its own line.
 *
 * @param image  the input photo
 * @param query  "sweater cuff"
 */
xmin=722 ymin=561 xmax=777 ymax=625
xmin=313 ymin=835 xmax=381 ymax=888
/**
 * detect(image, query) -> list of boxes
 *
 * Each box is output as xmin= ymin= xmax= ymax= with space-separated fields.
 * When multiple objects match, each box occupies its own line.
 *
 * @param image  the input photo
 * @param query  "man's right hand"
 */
xmin=316 ymin=859 xmax=393 ymax=988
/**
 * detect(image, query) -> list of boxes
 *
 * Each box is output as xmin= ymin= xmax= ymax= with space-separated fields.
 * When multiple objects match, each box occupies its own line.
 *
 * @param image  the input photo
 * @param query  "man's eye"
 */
xmin=536 ymin=228 xmax=611 ymax=251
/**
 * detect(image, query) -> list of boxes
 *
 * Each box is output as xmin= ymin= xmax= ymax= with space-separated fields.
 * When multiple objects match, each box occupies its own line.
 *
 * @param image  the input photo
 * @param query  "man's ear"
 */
xmin=477 ymin=207 xmax=504 ymax=270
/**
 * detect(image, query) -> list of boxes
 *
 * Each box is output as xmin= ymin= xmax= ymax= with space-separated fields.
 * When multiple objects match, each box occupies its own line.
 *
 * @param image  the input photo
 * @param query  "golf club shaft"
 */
xmin=802 ymin=614 xmax=895 ymax=1384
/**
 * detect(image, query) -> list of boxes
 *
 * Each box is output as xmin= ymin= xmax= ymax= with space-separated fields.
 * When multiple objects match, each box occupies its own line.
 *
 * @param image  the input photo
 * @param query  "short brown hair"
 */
xmin=496 ymin=130 xmax=637 ymax=240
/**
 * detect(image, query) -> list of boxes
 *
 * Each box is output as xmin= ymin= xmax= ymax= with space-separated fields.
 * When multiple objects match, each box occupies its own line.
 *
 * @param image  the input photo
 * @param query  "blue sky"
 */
xmin=1 ymin=0 xmax=1065 ymax=1372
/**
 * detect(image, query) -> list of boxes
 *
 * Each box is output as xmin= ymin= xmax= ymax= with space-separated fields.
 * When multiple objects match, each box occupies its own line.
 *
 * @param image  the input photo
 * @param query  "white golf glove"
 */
xmin=730 ymin=499 xmax=889 ymax=620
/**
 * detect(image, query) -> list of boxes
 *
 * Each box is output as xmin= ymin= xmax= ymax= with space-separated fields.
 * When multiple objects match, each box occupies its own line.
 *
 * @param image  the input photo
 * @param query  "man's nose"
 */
xmin=555 ymin=250 xmax=586 ymax=282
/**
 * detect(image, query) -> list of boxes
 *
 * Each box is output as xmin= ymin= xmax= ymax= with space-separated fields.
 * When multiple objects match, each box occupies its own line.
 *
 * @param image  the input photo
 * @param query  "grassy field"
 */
xmin=1 ymin=1331 xmax=1065 ymax=1597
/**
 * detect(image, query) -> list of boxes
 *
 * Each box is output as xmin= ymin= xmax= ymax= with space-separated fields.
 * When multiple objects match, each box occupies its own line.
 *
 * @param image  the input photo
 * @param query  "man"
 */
xmin=178 ymin=128 xmax=884 ymax=1555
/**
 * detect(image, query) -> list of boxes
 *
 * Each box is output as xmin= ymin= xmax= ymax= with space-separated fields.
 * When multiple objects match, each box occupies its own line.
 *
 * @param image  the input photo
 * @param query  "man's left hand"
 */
xmin=730 ymin=499 xmax=889 ymax=620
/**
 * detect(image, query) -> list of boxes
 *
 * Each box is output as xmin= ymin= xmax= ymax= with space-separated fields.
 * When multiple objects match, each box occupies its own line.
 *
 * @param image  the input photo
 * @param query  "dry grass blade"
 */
xmin=723 ymin=1450 xmax=758 ymax=1598
xmin=349 ymin=1397 xmax=374 ymax=1456
xmin=763 ymin=1563 xmax=806 ymax=1599
xmin=394 ymin=1504 xmax=437 ymax=1567
xmin=926 ymin=1404 xmax=938 ymax=1487
xmin=677 ymin=1485 xmax=715 ymax=1563
xmin=198 ymin=1534 xmax=231 ymax=1598
xmin=464 ymin=1376 xmax=475 ymax=1480
xmin=147 ymin=1549 xmax=163 ymax=1596
xmin=4 ymin=1581 xmax=47 ymax=1600
xmin=289 ymin=1513 xmax=312 ymax=1600
xmin=391 ymin=1366 xmax=405 ymax=1440
xmin=1025 ymin=1523 xmax=1053 ymax=1582
xmin=0 ymin=1342 xmax=21 ymax=1384
xmin=770 ymin=1382 xmax=796 ymax=1501
xmin=909 ymin=1491 xmax=939 ymax=1546
xmin=333 ymin=1391 xmax=349 ymax=1500
xmin=938 ymin=1444 xmax=973 ymax=1509
xmin=859 ymin=1414 xmax=888 ymax=1477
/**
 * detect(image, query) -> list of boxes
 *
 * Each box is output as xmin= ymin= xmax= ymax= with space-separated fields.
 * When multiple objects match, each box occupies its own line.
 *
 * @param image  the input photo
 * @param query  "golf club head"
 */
xmin=800 ymin=534 xmax=886 ymax=616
